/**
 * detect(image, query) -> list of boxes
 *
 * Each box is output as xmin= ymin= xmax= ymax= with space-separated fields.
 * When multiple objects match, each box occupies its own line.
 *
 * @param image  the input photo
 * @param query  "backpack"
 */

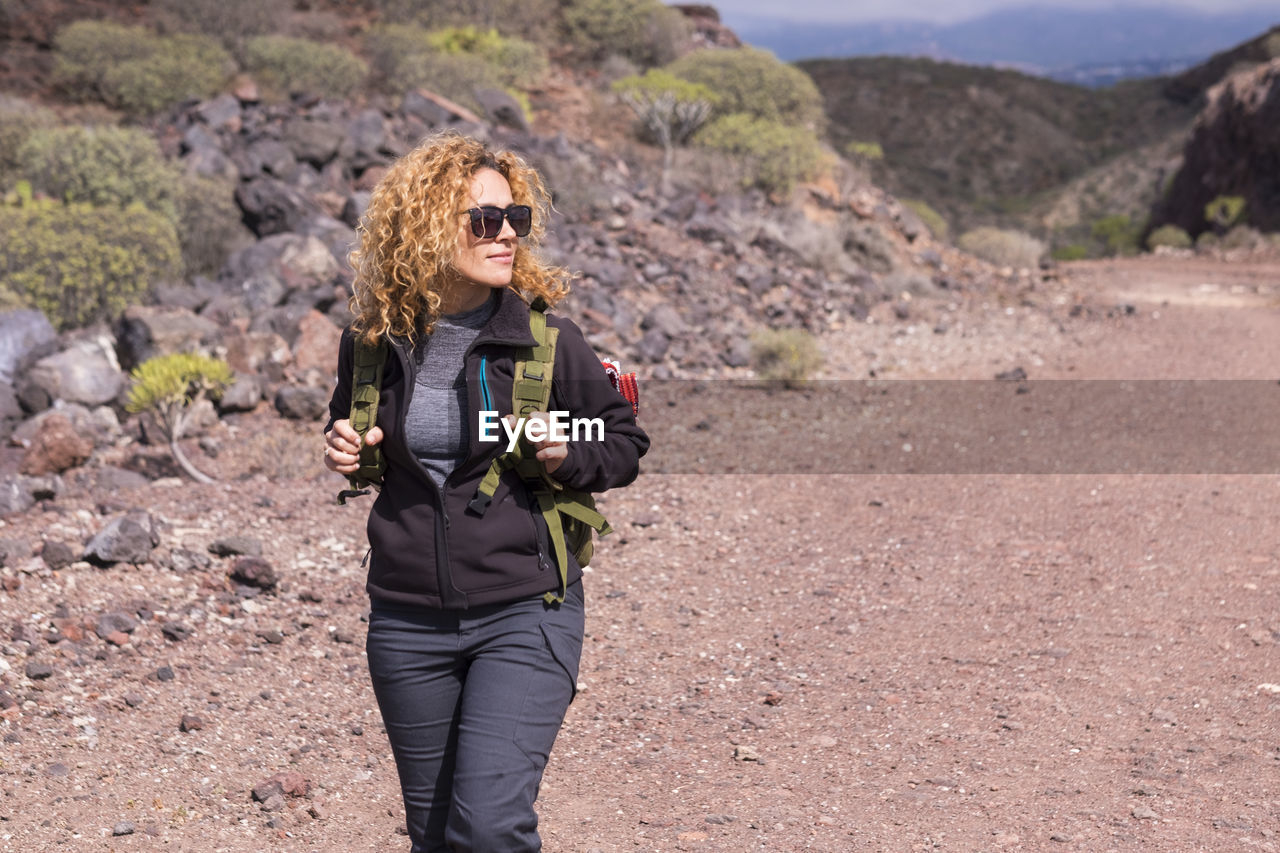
xmin=337 ymin=299 xmax=637 ymax=605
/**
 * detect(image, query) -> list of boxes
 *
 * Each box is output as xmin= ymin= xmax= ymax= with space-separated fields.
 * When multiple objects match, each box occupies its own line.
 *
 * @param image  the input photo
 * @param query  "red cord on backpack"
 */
xmin=601 ymin=360 xmax=639 ymax=418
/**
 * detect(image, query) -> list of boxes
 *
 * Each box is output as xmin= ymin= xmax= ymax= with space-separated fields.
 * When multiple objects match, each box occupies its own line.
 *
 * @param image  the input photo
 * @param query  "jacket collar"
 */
xmin=387 ymin=287 xmax=537 ymax=354
xmin=473 ymin=287 xmax=538 ymax=348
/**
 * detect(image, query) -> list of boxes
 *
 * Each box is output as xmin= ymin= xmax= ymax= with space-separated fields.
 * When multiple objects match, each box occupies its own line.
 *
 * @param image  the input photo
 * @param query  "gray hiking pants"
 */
xmin=365 ymin=581 xmax=584 ymax=852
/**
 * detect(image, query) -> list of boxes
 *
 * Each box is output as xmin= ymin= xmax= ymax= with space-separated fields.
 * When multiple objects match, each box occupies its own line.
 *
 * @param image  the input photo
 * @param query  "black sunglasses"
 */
xmin=460 ymin=205 xmax=532 ymax=239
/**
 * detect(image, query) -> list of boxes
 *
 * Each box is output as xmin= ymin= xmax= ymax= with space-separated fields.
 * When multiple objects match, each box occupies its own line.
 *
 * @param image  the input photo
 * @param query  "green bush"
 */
xmin=16 ymin=125 xmax=180 ymax=224
xmin=365 ymin=24 xmax=435 ymax=84
xmin=693 ymin=113 xmax=822 ymax=196
xmin=666 ymin=47 xmax=825 ymax=130
xmin=750 ymin=328 xmax=822 ymax=384
xmin=0 ymin=200 xmax=181 ymax=330
xmin=53 ymin=22 xmax=231 ymax=114
xmin=900 ymin=198 xmax=948 ymax=241
xmin=562 ymin=0 xmax=691 ymax=67
xmin=105 ymin=34 xmax=232 ymax=115
xmin=1051 ymin=243 xmax=1090 ymax=261
xmin=365 ymin=25 xmax=505 ymax=102
xmin=173 ymin=175 xmax=254 ymax=277
xmin=1221 ymin=224 xmax=1266 ymax=251
xmin=426 ymin=26 xmax=548 ymax=89
xmin=0 ymin=96 xmax=56 ymax=192
xmin=372 ymin=0 xmax=559 ymax=46
xmin=152 ymin=0 xmax=288 ymax=56
xmin=1146 ymin=224 xmax=1192 ymax=251
xmin=846 ymin=140 xmax=884 ymax=161
xmin=402 ymin=52 xmax=505 ymax=106
xmin=1204 ymin=195 xmax=1246 ymax=231
xmin=244 ymin=35 xmax=369 ymax=100
xmin=1090 ymin=213 xmax=1140 ymax=256
xmin=52 ymin=20 xmax=155 ymax=101
xmin=957 ymin=227 xmax=1045 ymax=269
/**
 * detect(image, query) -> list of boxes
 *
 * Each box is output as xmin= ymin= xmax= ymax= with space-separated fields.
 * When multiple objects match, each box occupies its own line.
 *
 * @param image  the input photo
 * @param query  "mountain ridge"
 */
xmin=731 ymin=4 xmax=1279 ymax=83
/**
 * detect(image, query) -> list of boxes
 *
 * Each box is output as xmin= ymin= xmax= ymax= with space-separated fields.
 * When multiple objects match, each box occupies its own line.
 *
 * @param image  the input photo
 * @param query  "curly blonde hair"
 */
xmin=348 ymin=131 xmax=570 ymax=344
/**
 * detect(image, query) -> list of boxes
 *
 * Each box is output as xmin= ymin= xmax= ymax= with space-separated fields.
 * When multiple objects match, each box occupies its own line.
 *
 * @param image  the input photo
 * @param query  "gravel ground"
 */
xmin=1 ymin=256 xmax=1278 ymax=851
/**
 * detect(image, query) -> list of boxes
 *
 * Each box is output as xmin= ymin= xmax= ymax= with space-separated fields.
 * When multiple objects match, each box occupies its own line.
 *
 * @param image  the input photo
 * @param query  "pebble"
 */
xmin=123 ymin=693 xmax=145 ymax=708
xmin=112 ymin=820 xmax=135 ymax=836
xmin=733 ymin=745 xmax=761 ymax=762
xmin=208 ymin=536 xmax=263 ymax=557
xmin=153 ymin=665 xmax=176 ymax=682
xmin=1132 ymin=805 xmax=1159 ymax=820
xmin=179 ymin=714 xmax=204 ymax=732
xmin=25 ymin=662 xmax=53 ymax=680
xmin=161 ymin=622 xmax=193 ymax=642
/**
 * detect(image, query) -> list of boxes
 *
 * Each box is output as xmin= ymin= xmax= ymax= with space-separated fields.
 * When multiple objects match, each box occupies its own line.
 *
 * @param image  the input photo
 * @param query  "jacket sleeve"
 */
xmin=547 ymin=316 xmax=649 ymax=493
xmin=324 ymin=327 xmax=356 ymax=435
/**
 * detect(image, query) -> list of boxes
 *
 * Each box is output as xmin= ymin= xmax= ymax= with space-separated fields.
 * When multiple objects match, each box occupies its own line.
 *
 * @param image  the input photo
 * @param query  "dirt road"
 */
xmin=0 ymin=256 xmax=1277 ymax=851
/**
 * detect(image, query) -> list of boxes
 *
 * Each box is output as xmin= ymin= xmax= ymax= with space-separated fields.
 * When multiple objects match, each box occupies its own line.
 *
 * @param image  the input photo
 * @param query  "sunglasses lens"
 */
xmin=507 ymin=206 xmax=532 ymax=237
xmin=480 ymin=207 xmax=505 ymax=238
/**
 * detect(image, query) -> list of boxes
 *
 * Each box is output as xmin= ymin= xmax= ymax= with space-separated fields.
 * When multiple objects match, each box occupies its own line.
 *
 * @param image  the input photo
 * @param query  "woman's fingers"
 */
xmin=325 ymin=418 xmax=370 ymax=474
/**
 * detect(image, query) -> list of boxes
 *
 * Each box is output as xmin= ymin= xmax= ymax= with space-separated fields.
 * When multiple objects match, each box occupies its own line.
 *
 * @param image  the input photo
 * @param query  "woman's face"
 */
xmin=446 ymin=167 xmax=519 ymax=300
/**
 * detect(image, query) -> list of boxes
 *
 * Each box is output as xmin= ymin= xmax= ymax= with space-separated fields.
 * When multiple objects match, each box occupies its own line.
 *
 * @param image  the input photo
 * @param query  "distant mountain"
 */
xmin=730 ymin=5 xmax=1279 ymax=83
xmin=796 ymin=23 xmax=1280 ymax=249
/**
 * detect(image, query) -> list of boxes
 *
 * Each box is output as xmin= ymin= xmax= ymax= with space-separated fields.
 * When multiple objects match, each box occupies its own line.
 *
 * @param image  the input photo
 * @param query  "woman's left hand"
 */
xmin=503 ymin=412 xmax=567 ymax=476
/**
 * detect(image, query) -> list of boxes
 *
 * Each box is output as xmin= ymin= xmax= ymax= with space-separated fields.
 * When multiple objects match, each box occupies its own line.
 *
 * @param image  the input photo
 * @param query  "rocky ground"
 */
xmin=1 ymin=254 xmax=1279 ymax=851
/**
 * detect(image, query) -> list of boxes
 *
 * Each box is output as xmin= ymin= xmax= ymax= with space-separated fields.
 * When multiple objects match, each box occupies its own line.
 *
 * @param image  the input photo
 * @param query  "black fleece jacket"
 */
xmin=326 ymin=288 xmax=649 ymax=609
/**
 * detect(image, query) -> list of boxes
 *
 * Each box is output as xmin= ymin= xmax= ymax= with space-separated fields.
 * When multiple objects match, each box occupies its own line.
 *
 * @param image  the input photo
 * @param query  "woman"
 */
xmin=323 ymin=131 xmax=648 ymax=852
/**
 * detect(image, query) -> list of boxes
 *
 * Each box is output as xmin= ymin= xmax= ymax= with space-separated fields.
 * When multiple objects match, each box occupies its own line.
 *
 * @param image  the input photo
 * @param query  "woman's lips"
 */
xmin=487 ymin=253 xmax=513 ymax=264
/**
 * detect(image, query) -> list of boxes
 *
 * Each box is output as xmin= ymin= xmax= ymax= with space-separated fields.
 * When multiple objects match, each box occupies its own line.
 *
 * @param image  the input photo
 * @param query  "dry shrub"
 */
xmin=750 ymin=328 xmax=822 ymax=384
xmin=957 ymin=227 xmax=1044 ymax=269
xmin=239 ymin=422 xmax=328 ymax=481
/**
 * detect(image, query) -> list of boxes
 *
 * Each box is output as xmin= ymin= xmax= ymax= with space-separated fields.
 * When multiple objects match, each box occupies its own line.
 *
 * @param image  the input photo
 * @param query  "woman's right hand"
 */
xmin=324 ymin=419 xmax=383 ymax=475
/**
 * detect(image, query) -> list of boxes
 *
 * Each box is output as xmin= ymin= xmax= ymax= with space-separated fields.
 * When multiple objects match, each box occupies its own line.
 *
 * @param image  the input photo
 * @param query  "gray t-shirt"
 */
xmin=405 ymin=294 xmax=497 ymax=490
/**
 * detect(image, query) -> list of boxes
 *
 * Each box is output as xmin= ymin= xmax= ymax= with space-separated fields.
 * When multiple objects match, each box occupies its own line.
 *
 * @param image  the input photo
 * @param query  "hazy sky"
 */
xmin=714 ymin=0 xmax=1279 ymax=24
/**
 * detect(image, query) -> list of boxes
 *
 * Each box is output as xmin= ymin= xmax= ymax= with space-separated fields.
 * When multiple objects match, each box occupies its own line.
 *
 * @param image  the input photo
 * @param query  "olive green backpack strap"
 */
xmin=467 ymin=298 xmax=613 ymax=604
xmin=337 ymin=335 xmax=388 ymax=505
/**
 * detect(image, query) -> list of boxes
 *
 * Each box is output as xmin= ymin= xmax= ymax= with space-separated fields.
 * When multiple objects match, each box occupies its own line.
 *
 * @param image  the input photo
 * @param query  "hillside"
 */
xmin=798 ymin=56 xmax=1194 ymax=238
xmin=799 ymin=24 xmax=1280 ymax=248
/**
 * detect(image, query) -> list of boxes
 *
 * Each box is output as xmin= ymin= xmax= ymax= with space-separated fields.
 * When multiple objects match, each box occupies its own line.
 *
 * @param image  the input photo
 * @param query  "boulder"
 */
xmin=18 ymin=413 xmax=93 ymax=476
xmin=273 ymin=386 xmax=329 ymax=420
xmin=83 ymin=512 xmax=159 ymax=566
xmin=0 ymin=309 xmax=56 ymax=385
xmin=341 ymin=192 xmax=371 ymax=228
xmin=474 ymin=88 xmax=529 ymax=132
xmin=195 ymin=93 xmax=243 ymax=129
xmin=230 ymin=556 xmax=278 ymax=591
xmin=0 ymin=383 xmax=21 ymax=440
xmin=282 ymin=117 xmax=347 ymax=168
xmin=182 ymin=144 xmax=239 ymax=182
xmin=291 ymin=311 xmax=343 ymax=372
xmin=218 ymin=373 xmax=264 ymax=414
xmin=0 ymin=474 xmax=60 ymax=517
xmin=115 ymin=306 xmax=221 ymax=371
xmin=222 ymin=330 xmax=292 ymax=375
xmin=19 ymin=338 xmax=123 ymax=411
xmin=347 ymin=109 xmax=393 ymax=170
xmin=245 ymin=138 xmax=298 ymax=180
xmin=235 ymin=177 xmax=322 ymax=237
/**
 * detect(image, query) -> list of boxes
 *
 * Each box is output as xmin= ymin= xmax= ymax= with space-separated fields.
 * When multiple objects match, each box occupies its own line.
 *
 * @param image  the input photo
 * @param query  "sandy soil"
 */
xmin=1 ymin=256 xmax=1278 ymax=851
